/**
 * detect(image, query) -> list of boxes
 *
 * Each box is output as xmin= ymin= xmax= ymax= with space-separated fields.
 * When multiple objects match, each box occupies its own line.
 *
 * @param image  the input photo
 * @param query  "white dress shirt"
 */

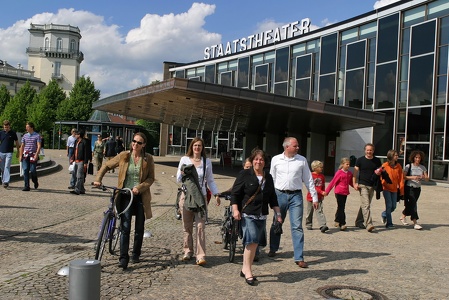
xmin=270 ymin=153 xmax=318 ymax=202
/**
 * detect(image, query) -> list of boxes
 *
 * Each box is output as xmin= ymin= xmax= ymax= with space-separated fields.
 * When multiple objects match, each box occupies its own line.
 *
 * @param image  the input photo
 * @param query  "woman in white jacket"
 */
xmin=176 ymin=137 xmax=221 ymax=266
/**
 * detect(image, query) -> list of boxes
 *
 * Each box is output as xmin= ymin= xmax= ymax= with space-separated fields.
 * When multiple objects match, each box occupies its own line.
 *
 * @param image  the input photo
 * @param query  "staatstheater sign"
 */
xmin=203 ymin=18 xmax=311 ymax=60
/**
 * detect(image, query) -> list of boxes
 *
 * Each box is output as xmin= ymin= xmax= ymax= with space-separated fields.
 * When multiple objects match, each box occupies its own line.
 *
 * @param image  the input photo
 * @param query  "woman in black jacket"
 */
xmin=231 ymin=149 xmax=282 ymax=285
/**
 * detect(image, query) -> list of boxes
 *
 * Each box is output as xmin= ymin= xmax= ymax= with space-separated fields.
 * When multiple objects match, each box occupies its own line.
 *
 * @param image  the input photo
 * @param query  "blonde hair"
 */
xmin=311 ymin=160 xmax=323 ymax=171
xmin=339 ymin=157 xmax=350 ymax=169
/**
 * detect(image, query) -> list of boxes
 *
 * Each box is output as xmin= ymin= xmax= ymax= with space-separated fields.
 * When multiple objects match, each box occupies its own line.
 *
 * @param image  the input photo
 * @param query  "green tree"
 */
xmin=0 ymin=81 xmax=37 ymax=131
xmin=56 ymin=76 xmax=100 ymax=121
xmin=28 ymin=80 xmax=66 ymax=133
xmin=0 ymin=84 xmax=11 ymax=113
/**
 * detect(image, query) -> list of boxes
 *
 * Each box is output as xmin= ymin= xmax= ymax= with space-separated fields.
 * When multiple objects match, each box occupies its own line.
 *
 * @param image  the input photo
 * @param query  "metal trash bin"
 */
xmin=69 ymin=259 xmax=101 ymax=300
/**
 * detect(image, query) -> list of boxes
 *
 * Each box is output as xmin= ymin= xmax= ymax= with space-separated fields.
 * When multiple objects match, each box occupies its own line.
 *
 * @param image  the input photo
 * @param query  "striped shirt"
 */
xmin=21 ymin=132 xmax=41 ymax=153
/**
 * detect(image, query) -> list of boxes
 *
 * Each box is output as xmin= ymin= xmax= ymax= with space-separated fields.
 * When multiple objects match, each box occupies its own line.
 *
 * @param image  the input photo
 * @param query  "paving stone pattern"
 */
xmin=0 ymin=150 xmax=448 ymax=299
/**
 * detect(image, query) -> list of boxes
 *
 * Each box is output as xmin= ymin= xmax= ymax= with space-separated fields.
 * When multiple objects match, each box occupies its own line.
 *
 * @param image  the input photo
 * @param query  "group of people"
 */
xmin=1 ymin=124 xmax=429 ymax=283
xmin=174 ymin=137 xmax=430 ymax=286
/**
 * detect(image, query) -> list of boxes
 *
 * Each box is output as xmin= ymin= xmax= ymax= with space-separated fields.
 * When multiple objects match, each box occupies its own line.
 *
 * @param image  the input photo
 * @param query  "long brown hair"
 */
xmin=186 ymin=137 xmax=206 ymax=158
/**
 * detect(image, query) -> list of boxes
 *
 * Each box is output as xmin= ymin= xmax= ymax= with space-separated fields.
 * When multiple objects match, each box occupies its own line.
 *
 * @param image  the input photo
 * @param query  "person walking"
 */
xmin=268 ymin=137 xmax=318 ymax=268
xmin=380 ymin=150 xmax=404 ymax=228
xmin=94 ymin=132 xmax=155 ymax=269
xmin=305 ymin=160 xmax=328 ymax=233
xmin=324 ymin=157 xmax=354 ymax=231
xmin=67 ymin=128 xmax=77 ymax=189
xmin=176 ymin=137 xmax=221 ymax=266
xmin=19 ymin=122 xmax=41 ymax=191
xmin=104 ymin=137 xmax=117 ymax=173
xmin=69 ymin=130 xmax=89 ymax=195
xmin=231 ymin=148 xmax=282 ymax=285
xmin=0 ymin=120 xmax=20 ymax=188
xmin=93 ymin=135 xmax=105 ymax=173
xmin=401 ymin=150 xmax=428 ymax=230
xmin=352 ymin=143 xmax=382 ymax=232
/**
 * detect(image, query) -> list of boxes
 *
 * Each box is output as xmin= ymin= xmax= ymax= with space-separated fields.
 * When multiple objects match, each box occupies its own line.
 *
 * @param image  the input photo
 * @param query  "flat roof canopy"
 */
xmin=93 ymin=78 xmax=385 ymax=134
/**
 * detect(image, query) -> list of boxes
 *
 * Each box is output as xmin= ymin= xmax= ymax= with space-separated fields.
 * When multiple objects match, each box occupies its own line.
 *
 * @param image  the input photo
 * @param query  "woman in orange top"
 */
xmin=380 ymin=150 xmax=404 ymax=228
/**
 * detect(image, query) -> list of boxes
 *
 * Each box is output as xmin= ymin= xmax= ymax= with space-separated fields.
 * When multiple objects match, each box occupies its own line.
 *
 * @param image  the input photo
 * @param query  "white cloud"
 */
xmin=0 ymin=4 xmax=221 ymax=98
xmin=373 ymin=0 xmax=401 ymax=9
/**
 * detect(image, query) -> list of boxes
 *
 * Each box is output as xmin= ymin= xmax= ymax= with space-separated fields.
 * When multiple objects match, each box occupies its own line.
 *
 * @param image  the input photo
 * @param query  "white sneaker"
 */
xmin=399 ymin=217 xmax=408 ymax=225
xmin=414 ymin=224 xmax=422 ymax=230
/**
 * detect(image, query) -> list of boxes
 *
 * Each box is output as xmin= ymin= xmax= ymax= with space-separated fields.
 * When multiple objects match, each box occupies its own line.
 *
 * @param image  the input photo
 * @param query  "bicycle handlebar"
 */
xmin=91 ymin=183 xmax=134 ymax=217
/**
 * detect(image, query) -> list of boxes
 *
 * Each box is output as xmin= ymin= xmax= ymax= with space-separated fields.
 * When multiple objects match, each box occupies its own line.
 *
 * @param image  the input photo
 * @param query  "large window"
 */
xmin=375 ymin=62 xmax=397 ymax=109
xmin=320 ymin=33 xmax=337 ymax=74
xmin=205 ymin=65 xmax=215 ymax=83
xmin=295 ymin=54 xmax=312 ymax=99
xmin=237 ymin=57 xmax=249 ymax=88
xmin=377 ymin=13 xmax=399 ymax=63
xmin=274 ymin=47 xmax=289 ymax=96
xmin=318 ymin=74 xmax=335 ymax=104
xmin=345 ymin=40 xmax=366 ymax=108
xmin=255 ymin=63 xmax=270 ymax=92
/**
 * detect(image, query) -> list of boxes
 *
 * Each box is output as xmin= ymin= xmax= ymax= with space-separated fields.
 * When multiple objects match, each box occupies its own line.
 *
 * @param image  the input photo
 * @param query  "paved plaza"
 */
xmin=0 ymin=149 xmax=448 ymax=299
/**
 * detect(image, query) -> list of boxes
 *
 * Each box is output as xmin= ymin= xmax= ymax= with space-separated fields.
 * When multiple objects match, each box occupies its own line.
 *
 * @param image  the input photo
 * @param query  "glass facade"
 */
xmin=168 ymin=0 xmax=449 ymax=180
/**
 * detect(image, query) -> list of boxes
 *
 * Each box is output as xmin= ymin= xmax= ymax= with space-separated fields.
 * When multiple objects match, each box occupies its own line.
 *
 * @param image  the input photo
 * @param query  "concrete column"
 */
xmin=159 ymin=123 xmax=169 ymax=157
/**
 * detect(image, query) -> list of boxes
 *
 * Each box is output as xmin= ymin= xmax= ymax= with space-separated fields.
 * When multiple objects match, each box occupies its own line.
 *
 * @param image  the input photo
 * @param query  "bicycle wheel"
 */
xmin=229 ymin=218 xmax=238 ymax=263
xmin=95 ymin=213 xmax=112 ymax=261
xmin=109 ymin=218 xmax=121 ymax=255
xmin=221 ymin=208 xmax=231 ymax=250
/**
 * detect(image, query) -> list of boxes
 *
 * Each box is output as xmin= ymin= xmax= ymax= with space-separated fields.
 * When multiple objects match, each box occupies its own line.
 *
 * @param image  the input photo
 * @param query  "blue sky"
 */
xmin=0 ymin=0 xmax=399 ymax=98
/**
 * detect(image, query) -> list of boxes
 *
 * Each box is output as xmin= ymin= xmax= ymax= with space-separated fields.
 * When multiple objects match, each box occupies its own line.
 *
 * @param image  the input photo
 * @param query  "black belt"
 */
xmin=277 ymin=189 xmax=301 ymax=194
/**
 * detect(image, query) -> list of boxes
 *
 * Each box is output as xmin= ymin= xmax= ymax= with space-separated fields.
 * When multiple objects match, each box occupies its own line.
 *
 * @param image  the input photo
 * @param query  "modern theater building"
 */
xmin=93 ymin=0 xmax=449 ymax=181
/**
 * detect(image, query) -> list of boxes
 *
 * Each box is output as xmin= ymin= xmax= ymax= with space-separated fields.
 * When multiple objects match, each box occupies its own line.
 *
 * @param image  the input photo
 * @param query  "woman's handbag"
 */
xmin=68 ymin=162 xmax=75 ymax=174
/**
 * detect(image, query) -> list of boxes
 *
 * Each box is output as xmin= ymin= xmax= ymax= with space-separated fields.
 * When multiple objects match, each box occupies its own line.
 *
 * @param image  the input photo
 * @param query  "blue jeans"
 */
xmin=120 ymin=194 xmax=145 ymax=261
xmin=382 ymin=190 xmax=397 ymax=227
xmin=269 ymin=190 xmax=304 ymax=262
xmin=22 ymin=157 xmax=37 ymax=188
xmin=0 ymin=152 xmax=13 ymax=184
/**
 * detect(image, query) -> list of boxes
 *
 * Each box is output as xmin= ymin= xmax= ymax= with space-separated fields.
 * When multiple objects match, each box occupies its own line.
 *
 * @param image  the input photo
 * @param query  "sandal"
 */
xmin=399 ymin=217 xmax=408 ymax=225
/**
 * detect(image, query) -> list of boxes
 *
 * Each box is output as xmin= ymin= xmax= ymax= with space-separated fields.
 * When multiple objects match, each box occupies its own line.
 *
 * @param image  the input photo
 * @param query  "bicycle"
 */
xmin=92 ymin=184 xmax=134 ymax=261
xmin=220 ymin=192 xmax=240 ymax=263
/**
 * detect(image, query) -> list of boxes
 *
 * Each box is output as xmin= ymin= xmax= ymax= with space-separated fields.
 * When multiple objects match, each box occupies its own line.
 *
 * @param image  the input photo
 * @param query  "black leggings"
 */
xmin=402 ymin=186 xmax=420 ymax=221
xmin=335 ymin=194 xmax=347 ymax=225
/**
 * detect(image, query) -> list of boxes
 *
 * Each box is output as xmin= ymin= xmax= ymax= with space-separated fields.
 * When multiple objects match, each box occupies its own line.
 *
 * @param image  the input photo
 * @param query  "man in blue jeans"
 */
xmin=19 ymin=122 xmax=41 ymax=191
xmin=269 ymin=137 xmax=318 ymax=268
xmin=0 ymin=120 xmax=20 ymax=188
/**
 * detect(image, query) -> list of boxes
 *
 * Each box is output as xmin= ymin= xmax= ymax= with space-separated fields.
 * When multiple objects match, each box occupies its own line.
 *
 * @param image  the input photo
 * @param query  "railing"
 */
xmin=0 ymin=66 xmax=35 ymax=78
xmin=29 ymin=23 xmax=80 ymax=33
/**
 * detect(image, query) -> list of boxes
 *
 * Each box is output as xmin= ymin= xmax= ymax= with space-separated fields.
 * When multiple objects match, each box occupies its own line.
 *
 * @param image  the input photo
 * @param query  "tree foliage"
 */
xmin=0 ymin=84 xmax=11 ymax=113
xmin=56 ymin=76 xmax=100 ymax=121
xmin=0 ymin=81 xmax=37 ymax=131
xmin=28 ymin=80 xmax=67 ymax=133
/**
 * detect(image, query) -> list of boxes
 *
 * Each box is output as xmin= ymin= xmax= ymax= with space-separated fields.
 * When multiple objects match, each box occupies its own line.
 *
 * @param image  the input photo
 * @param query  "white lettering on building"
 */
xmin=204 ymin=18 xmax=311 ymax=59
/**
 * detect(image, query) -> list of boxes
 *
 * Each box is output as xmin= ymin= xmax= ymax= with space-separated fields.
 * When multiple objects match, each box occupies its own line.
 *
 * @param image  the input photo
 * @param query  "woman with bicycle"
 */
xmin=94 ymin=132 xmax=155 ymax=269
xmin=231 ymin=148 xmax=282 ymax=285
xmin=176 ymin=137 xmax=221 ymax=266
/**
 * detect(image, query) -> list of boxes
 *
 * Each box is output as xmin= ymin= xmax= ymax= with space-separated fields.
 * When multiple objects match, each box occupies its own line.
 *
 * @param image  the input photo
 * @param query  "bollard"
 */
xmin=69 ymin=259 xmax=101 ymax=300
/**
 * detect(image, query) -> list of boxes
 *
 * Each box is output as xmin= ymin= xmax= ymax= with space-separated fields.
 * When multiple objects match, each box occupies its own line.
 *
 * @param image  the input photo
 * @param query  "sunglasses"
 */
xmin=132 ymin=139 xmax=143 ymax=145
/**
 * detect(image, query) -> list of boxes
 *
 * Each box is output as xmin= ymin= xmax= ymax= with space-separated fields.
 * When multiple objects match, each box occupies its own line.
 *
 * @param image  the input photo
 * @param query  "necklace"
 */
xmin=193 ymin=157 xmax=201 ymax=162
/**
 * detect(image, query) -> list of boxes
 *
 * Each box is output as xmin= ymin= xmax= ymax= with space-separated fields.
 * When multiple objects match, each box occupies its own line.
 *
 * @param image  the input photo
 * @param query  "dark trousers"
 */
xmin=120 ymin=194 xmax=145 ymax=261
xmin=403 ymin=186 xmax=420 ymax=221
xmin=22 ymin=157 xmax=38 ymax=188
xmin=335 ymin=194 xmax=347 ymax=225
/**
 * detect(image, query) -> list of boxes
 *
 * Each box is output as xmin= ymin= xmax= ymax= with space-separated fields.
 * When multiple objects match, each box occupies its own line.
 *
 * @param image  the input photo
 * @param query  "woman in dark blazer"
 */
xmin=231 ymin=148 xmax=282 ymax=285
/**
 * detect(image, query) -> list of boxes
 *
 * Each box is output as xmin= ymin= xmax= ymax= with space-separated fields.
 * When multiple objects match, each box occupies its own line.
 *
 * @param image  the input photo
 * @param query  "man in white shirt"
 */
xmin=268 ymin=137 xmax=318 ymax=268
xmin=66 ymin=128 xmax=77 ymax=189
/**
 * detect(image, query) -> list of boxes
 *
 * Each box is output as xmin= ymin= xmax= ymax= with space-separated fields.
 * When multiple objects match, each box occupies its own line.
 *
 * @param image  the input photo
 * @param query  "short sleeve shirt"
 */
xmin=0 ymin=130 xmax=18 ymax=153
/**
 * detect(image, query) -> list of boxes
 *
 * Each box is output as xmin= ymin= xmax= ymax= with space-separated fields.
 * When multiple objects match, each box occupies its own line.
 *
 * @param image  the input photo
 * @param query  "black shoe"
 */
xmin=240 ymin=271 xmax=257 ymax=280
xmin=70 ymin=190 xmax=80 ymax=195
xmin=131 ymin=256 xmax=140 ymax=263
xmin=320 ymin=226 xmax=329 ymax=233
xmin=22 ymin=187 xmax=30 ymax=191
xmin=68 ymin=186 xmax=75 ymax=189
xmin=3 ymin=183 xmax=8 ymax=188
xmin=253 ymin=255 xmax=259 ymax=262
xmin=80 ymin=191 xmax=86 ymax=194
xmin=34 ymin=182 xmax=39 ymax=189
xmin=245 ymin=277 xmax=256 ymax=286
xmin=267 ymin=251 xmax=276 ymax=257
xmin=119 ymin=258 xmax=128 ymax=269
